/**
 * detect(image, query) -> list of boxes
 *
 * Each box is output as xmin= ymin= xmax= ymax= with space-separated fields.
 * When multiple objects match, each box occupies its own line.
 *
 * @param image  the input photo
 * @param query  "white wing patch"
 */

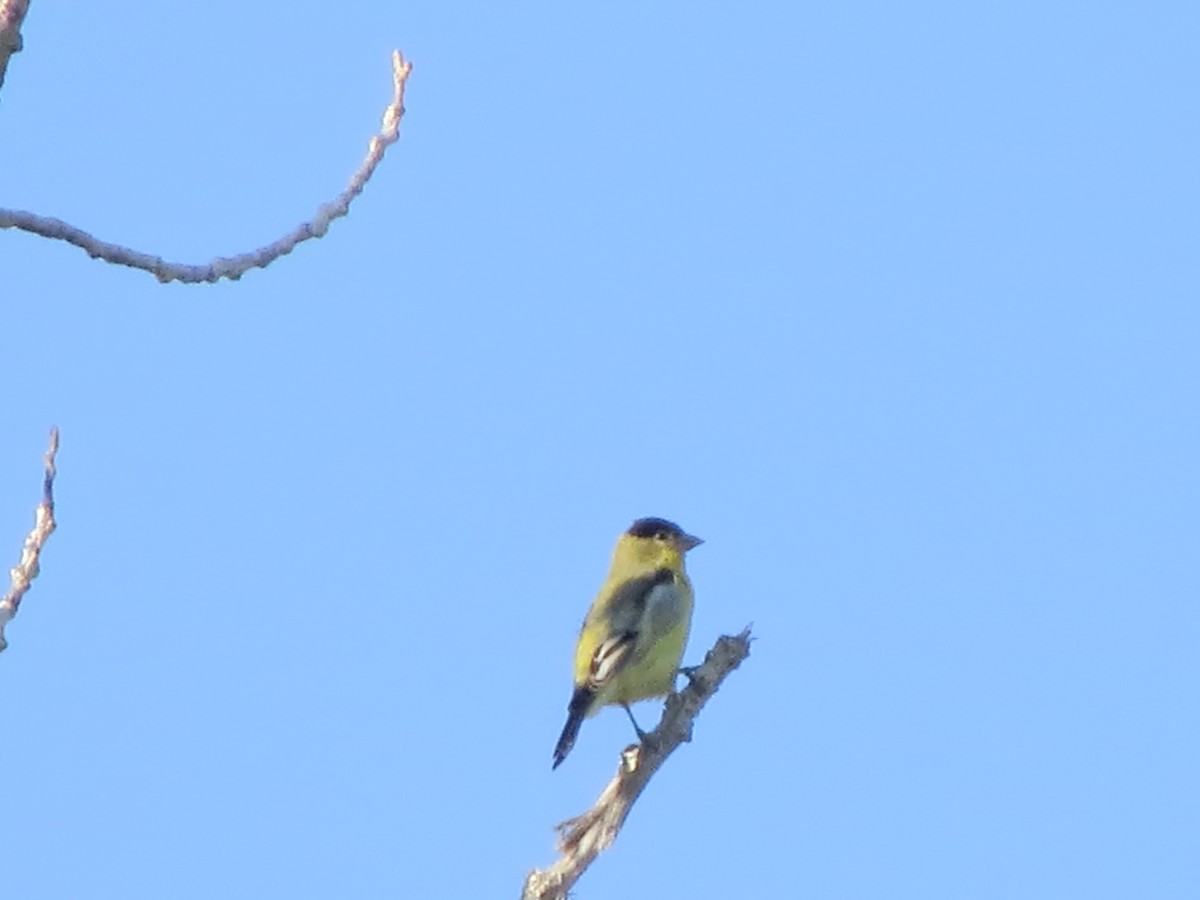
xmin=590 ymin=634 xmax=633 ymax=687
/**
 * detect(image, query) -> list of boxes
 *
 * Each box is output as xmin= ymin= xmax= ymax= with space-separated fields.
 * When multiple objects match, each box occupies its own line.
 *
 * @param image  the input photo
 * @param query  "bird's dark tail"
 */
xmin=552 ymin=686 xmax=594 ymax=769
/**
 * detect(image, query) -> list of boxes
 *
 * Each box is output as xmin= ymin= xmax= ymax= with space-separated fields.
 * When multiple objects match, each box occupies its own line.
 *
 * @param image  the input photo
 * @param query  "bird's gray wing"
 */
xmin=588 ymin=568 xmax=678 ymax=687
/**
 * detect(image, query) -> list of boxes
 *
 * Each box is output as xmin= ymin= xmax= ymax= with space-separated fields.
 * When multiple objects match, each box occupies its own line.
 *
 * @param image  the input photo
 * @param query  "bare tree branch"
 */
xmin=0 ymin=50 xmax=412 ymax=284
xmin=0 ymin=427 xmax=59 ymax=653
xmin=522 ymin=628 xmax=753 ymax=900
xmin=0 ymin=0 xmax=30 ymax=95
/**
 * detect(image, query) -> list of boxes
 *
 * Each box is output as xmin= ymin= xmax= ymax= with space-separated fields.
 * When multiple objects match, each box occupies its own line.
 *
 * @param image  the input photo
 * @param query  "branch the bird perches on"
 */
xmin=522 ymin=628 xmax=752 ymax=900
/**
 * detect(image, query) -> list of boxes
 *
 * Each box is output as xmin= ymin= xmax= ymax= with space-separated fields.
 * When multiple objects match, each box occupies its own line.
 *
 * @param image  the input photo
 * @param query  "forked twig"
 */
xmin=0 ymin=0 xmax=31 ymax=94
xmin=0 ymin=427 xmax=60 ymax=652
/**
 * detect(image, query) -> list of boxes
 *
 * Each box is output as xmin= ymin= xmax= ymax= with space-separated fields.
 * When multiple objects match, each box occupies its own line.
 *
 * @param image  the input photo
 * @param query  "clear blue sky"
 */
xmin=3 ymin=2 xmax=1197 ymax=897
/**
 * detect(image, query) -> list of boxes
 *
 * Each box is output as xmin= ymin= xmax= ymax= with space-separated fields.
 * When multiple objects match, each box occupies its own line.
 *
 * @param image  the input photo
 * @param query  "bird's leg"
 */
xmin=621 ymin=703 xmax=651 ymax=743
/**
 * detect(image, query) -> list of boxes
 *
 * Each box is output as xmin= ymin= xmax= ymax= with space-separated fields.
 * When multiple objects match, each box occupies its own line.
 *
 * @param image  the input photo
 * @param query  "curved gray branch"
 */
xmin=522 ymin=628 xmax=753 ymax=900
xmin=0 ymin=427 xmax=59 ymax=653
xmin=0 ymin=51 xmax=412 ymax=284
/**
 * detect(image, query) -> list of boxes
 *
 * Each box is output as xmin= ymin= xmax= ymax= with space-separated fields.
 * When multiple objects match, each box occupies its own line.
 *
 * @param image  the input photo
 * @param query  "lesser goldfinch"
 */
xmin=552 ymin=517 xmax=703 ymax=769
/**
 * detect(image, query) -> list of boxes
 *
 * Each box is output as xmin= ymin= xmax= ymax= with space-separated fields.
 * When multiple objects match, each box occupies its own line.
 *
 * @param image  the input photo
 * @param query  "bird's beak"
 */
xmin=678 ymin=533 xmax=704 ymax=552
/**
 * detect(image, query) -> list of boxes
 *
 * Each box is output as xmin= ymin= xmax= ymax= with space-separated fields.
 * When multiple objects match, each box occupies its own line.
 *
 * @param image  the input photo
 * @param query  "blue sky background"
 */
xmin=2 ymin=2 xmax=1197 ymax=897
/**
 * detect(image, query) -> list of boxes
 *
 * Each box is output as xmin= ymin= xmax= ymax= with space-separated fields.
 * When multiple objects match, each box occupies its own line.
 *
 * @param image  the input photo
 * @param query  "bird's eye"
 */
xmin=655 ymin=530 xmax=668 ymax=541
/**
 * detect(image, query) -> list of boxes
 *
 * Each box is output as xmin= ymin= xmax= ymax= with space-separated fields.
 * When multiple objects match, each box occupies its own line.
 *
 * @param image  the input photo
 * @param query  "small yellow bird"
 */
xmin=552 ymin=517 xmax=703 ymax=769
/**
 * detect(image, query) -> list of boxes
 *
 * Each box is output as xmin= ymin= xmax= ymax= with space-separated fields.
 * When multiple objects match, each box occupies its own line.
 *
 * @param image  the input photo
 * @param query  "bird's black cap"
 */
xmin=626 ymin=517 xmax=686 ymax=540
